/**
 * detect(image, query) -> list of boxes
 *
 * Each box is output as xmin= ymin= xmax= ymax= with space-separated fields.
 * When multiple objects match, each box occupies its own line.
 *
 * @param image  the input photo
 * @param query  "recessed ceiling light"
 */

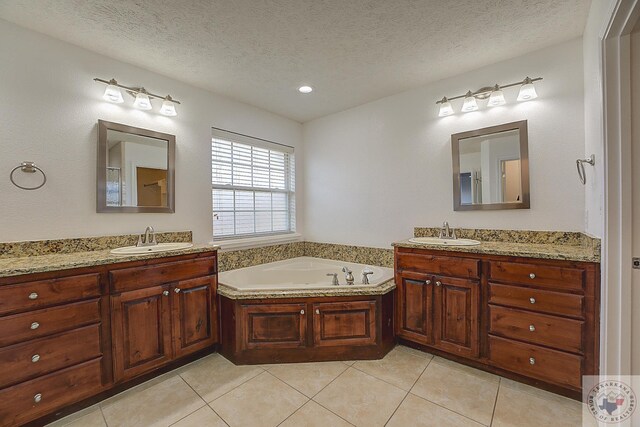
xmin=298 ymin=85 xmax=313 ymax=94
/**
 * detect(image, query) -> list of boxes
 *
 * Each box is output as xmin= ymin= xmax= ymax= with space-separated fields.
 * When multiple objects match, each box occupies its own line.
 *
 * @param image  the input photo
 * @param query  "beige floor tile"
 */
xmin=313 ymin=367 xmax=406 ymax=427
xmin=342 ymin=360 xmax=357 ymax=366
xmin=210 ymin=371 xmax=307 ymax=427
xmin=101 ymin=375 xmax=205 ymax=427
xmin=268 ymin=361 xmax=348 ymax=397
xmin=430 ymin=356 xmax=500 ymax=383
xmin=171 ymin=406 xmax=228 ymax=427
xmin=395 ymin=345 xmax=434 ymax=360
xmin=410 ymin=359 xmax=499 ymax=425
xmin=353 ymin=346 xmax=430 ymax=391
xmin=387 ymin=394 xmax=483 ymax=427
xmin=280 ymin=401 xmax=353 ymax=427
xmin=493 ymin=383 xmax=587 ymax=427
xmin=179 ymin=353 xmax=264 ymax=402
xmin=47 ymin=405 xmax=105 ymax=427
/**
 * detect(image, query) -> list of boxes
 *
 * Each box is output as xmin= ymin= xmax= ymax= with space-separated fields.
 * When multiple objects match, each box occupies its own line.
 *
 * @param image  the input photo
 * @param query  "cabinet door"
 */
xmin=111 ymin=285 xmax=172 ymax=382
xmin=433 ymin=276 xmax=479 ymax=358
xmin=395 ymin=271 xmax=433 ymax=345
xmin=312 ymin=301 xmax=376 ymax=347
xmin=172 ymin=276 xmax=218 ymax=358
xmin=240 ymin=303 xmax=307 ymax=350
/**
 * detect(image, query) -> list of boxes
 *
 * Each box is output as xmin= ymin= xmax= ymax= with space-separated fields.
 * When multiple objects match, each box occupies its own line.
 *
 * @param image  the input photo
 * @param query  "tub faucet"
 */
xmin=361 ymin=268 xmax=374 ymax=284
xmin=326 ymin=273 xmax=339 ymax=286
xmin=137 ymin=226 xmax=157 ymax=247
xmin=438 ymin=221 xmax=457 ymax=240
xmin=342 ymin=267 xmax=355 ymax=285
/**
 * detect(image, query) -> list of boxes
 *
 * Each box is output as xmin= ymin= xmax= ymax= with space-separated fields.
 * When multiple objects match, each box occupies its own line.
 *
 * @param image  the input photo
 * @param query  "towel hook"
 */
xmin=9 ymin=161 xmax=47 ymax=190
xmin=576 ymin=155 xmax=595 ymax=185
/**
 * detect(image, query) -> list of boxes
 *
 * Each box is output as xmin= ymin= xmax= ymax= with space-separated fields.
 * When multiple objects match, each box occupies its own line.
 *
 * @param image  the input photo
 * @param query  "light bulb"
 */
xmin=133 ymin=90 xmax=152 ymax=110
xmin=461 ymin=91 xmax=478 ymax=112
xmin=488 ymin=85 xmax=505 ymax=107
xmin=298 ymin=85 xmax=313 ymax=93
xmin=160 ymin=97 xmax=177 ymax=116
xmin=517 ymin=77 xmax=538 ymax=101
xmin=438 ymin=97 xmax=454 ymax=116
xmin=103 ymin=80 xmax=123 ymax=103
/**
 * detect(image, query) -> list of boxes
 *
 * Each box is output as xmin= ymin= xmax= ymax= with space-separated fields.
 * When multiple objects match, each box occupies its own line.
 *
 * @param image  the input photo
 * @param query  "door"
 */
xmin=240 ymin=303 xmax=307 ymax=350
xmin=111 ymin=285 xmax=172 ymax=382
xmin=312 ymin=301 xmax=376 ymax=347
xmin=433 ymin=276 xmax=479 ymax=358
xmin=172 ymin=276 xmax=218 ymax=358
xmin=395 ymin=271 xmax=433 ymax=345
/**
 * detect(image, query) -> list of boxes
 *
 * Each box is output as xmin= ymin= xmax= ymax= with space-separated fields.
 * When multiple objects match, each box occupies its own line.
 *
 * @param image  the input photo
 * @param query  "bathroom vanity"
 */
xmin=0 ymin=247 xmax=218 ymax=427
xmin=393 ymin=237 xmax=600 ymax=399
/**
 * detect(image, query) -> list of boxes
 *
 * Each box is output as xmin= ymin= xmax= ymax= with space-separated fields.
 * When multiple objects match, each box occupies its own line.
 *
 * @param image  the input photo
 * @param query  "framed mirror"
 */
xmin=97 ymin=120 xmax=175 ymax=213
xmin=452 ymin=120 xmax=529 ymax=211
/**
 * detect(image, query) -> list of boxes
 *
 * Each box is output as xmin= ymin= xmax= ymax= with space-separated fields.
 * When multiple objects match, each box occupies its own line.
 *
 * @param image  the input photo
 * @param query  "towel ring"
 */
xmin=9 ymin=162 xmax=47 ymax=190
xmin=576 ymin=155 xmax=595 ymax=185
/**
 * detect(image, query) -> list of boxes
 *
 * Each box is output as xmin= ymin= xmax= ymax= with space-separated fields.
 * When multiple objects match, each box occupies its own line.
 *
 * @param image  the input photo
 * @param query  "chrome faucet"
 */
xmin=439 ymin=221 xmax=457 ymax=240
xmin=137 ymin=226 xmax=157 ymax=247
xmin=326 ymin=273 xmax=339 ymax=286
xmin=342 ymin=267 xmax=355 ymax=285
xmin=361 ymin=268 xmax=374 ymax=284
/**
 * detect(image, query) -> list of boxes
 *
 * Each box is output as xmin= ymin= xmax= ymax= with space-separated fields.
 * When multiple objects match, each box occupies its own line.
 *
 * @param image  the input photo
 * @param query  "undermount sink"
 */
xmin=110 ymin=242 xmax=194 ymax=255
xmin=408 ymin=237 xmax=481 ymax=246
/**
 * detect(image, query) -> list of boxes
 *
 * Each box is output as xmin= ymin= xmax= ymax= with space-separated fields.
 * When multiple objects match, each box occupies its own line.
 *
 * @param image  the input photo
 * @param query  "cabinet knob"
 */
xmin=529 ymin=273 xmax=536 ymax=279
xmin=162 ymin=290 xmax=169 ymax=296
xmin=33 ymin=393 xmax=42 ymax=403
xmin=425 ymin=280 xmax=431 ymax=285
xmin=435 ymin=281 xmax=442 ymax=287
xmin=28 ymin=292 xmax=38 ymax=300
xmin=315 ymin=309 xmax=320 ymax=314
xmin=31 ymin=354 xmax=40 ymax=363
xmin=529 ymin=297 xmax=536 ymax=304
xmin=529 ymin=324 xmax=536 ymax=332
xmin=30 ymin=322 xmax=40 ymax=330
xmin=300 ymin=309 xmax=305 ymax=315
xmin=174 ymin=288 xmax=181 ymax=294
xmin=529 ymin=357 xmax=536 ymax=365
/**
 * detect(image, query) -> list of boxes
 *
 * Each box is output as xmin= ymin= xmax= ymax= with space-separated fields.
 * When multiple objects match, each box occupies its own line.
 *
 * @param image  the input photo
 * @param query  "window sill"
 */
xmin=212 ymin=233 xmax=303 ymax=251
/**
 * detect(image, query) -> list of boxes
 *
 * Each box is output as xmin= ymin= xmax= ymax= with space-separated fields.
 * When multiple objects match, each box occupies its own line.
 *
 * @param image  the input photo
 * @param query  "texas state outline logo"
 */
xmin=587 ymin=380 xmax=637 ymax=423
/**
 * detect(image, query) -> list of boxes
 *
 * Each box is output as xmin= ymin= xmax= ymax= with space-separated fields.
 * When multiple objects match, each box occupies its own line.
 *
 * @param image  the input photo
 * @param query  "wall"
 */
xmin=0 ymin=20 xmax=303 ymax=244
xmin=303 ymin=39 xmax=586 ymax=248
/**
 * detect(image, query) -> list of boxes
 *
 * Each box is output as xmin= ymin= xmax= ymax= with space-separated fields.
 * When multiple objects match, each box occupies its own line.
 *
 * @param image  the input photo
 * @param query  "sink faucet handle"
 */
xmin=361 ymin=269 xmax=374 ymax=284
xmin=342 ymin=266 xmax=352 ymax=274
xmin=326 ymin=273 xmax=339 ymax=286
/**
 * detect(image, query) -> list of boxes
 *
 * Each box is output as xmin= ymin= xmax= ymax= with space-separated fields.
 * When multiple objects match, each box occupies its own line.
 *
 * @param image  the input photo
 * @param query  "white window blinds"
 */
xmin=211 ymin=128 xmax=295 ymax=239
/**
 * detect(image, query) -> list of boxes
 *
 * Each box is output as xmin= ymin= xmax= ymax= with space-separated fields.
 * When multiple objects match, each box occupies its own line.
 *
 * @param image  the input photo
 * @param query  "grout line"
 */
xmin=489 ymin=378 xmax=501 ymax=427
xmin=275 ymin=399 xmax=311 ymax=427
xmin=383 ymin=354 xmax=432 ymax=426
xmin=99 ymin=406 xmax=108 ymax=427
xmin=207 ymin=404 xmax=231 ymax=427
xmin=181 ymin=365 xmax=264 ymax=404
xmin=308 ymin=368 xmax=357 ymax=426
xmin=409 ymin=392 xmax=489 ymax=426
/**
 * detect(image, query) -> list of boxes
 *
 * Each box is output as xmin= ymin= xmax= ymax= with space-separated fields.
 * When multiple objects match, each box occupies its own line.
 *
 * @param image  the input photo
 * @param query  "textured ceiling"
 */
xmin=0 ymin=0 xmax=591 ymax=122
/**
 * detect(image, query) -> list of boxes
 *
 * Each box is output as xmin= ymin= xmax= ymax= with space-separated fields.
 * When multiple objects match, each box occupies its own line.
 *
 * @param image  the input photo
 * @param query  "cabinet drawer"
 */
xmin=313 ymin=301 xmax=376 ymax=347
xmin=0 ymin=324 xmax=102 ymax=388
xmin=0 ymin=358 xmax=103 ymax=427
xmin=489 ymin=261 xmax=584 ymax=291
xmin=396 ymin=252 xmax=479 ymax=279
xmin=240 ymin=303 xmax=307 ymax=350
xmin=489 ymin=306 xmax=583 ymax=353
xmin=110 ymin=257 xmax=216 ymax=292
xmin=489 ymin=336 xmax=582 ymax=389
xmin=489 ymin=283 xmax=583 ymax=318
xmin=0 ymin=299 xmax=101 ymax=347
xmin=0 ymin=273 xmax=101 ymax=316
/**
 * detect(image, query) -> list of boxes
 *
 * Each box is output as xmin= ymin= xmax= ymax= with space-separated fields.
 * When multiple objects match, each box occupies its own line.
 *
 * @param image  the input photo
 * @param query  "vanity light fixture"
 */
xmin=436 ymin=76 xmax=542 ymax=116
xmin=298 ymin=85 xmax=313 ymax=93
xmin=94 ymin=77 xmax=181 ymax=116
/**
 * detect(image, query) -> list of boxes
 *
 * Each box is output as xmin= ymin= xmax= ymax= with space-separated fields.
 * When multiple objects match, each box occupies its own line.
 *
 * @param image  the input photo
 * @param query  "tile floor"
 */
xmin=48 ymin=346 xmax=594 ymax=427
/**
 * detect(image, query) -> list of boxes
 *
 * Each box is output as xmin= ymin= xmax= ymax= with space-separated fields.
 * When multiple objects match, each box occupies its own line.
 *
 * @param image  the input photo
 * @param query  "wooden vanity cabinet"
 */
xmin=395 ymin=246 xmax=600 ymax=399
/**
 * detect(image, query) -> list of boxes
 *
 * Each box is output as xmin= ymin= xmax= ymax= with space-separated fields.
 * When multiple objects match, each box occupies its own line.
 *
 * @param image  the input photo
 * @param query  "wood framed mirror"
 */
xmin=97 ymin=120 xmax=175 ymax=213
xmin=452 ymin=120 xmax=530 ymax=211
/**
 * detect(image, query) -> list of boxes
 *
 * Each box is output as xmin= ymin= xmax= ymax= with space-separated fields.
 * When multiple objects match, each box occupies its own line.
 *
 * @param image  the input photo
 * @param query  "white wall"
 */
xmin=303 ymin=39 xmax=586 ymax=248
xmin=0 ymin=20 xmax=303 ymax=244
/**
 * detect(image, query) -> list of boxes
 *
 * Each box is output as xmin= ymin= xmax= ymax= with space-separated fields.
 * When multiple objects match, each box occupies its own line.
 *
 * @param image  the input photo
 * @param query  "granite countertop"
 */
xmin=217 ymin=279 xmax=396 ymax=300
xmin=392 ymin=239 xmax=599 ymax=263
xmin=0 ymin=244 xmax=220 ymax=278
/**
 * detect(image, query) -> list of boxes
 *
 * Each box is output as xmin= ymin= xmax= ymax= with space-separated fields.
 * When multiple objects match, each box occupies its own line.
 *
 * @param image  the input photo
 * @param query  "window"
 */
xmin=212 ymin=128 xmax=295 ymax=239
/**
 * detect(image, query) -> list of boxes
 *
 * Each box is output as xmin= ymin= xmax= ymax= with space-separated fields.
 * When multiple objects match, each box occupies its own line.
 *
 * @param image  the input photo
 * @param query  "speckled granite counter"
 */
xmin=218 ymin=279 xmax=396 ymax=300
xmin=393 ymin=239 xmax=599 ymax=263
xmin=0 ymin=243 xmax=219 ymax=278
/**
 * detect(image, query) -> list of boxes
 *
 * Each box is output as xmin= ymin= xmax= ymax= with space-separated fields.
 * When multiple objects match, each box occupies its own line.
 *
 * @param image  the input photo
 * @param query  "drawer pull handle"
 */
xmin=30 ymin=322 xmax=40 ymax=330
xmin=31 ymin=354 xmax=40 ymax=363
xmin=28 ymin=292 xmax=38 ymax=300
xmin=162 ymin=290 xmax=169 ymax=296
xmin=315 ymin=309 xmax=320 ymax=314
xmin=529 ymin=273 xmax=536 ymax=279
xmin=529 ymin=297 xmax=536 ymax=304
xmin=33 ymin=393 xmax=42 ymax=403
xmin=435 ymin=281 xmax=442 ymax=287
xmin=425 ymin=280 xmax=431 ymax=285
xmin=529 ymin=324 xmax=536 ymax=332
xmin=300 ymin=309 xmax=305 ymax=315
xmin=529 ymin=357 xmax=536 ymax=365
xmin=174 ymin=288 xmax=181 ymax=294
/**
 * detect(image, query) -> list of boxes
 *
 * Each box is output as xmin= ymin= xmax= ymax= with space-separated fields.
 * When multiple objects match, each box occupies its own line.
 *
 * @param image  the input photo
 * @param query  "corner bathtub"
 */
xmin=218 ymin=256 xmax=394 ymax=292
